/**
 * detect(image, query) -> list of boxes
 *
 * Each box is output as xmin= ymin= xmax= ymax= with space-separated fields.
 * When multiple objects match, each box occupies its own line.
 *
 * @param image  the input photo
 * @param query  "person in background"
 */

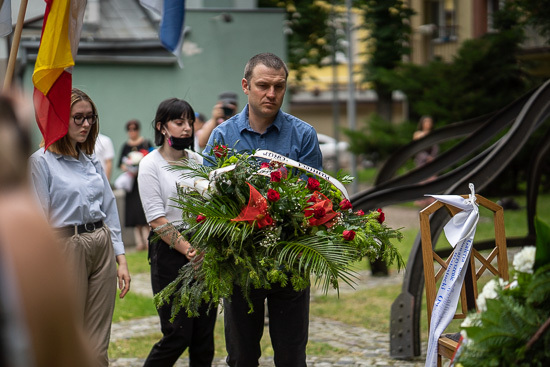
xmin=203 ymin=52 xmax=322 ymax=367
xmin=29 ymin=88 xmax=131 ymax=367
xmin=95 ymin=132 xmax=115 ymax=181
xmin=0 ymin=91 xmax=95 ymax=367
xmin=413 ymin=115 xmax=439 ymax=207
xmin=193 ymin=112 xmax=206 ymax=151
xmin=138 ymin=98 xmax=217 ymax=367
xmin=197 ymin=91 xmax=238 ymax=151
xmin=413 ymin=115 xmax=438 ymax=167
xmin=118 ymin=119 xmax=153 ymax=251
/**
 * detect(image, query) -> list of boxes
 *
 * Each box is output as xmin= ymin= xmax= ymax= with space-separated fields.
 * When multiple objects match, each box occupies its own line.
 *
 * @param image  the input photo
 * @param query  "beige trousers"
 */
xmin=61 ymin=226 xmax=117 ymax=367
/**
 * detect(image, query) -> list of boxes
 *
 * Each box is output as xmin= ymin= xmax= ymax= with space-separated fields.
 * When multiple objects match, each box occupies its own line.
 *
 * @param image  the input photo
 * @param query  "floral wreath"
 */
xmin=155 ymin=144 xmax=404 ymax=318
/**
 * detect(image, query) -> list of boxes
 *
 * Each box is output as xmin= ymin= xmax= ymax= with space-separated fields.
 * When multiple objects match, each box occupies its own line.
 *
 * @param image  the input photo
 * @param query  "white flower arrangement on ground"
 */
xmin=455 ymin=217 xmax=550 ymax=367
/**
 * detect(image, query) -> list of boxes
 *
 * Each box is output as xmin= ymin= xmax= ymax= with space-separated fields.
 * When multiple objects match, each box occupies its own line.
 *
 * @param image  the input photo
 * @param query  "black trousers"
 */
xmin=144 ymin=234 xmax=217 ymax=367
xmin=224 ymin=283 xmax=310 ymax=367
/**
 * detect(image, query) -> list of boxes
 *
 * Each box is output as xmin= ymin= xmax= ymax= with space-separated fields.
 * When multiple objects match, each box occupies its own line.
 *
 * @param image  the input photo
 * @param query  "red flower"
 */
xmin=340 ymin=199 xmax=352 ymax=210
xmin=307 ymin=177 xmax=320 ymax=191
xmin=277 ymin=166 xmax=288 ymax=179
xmin=267 ymin=189 xmax=280 ymax=202
xmin=313 ymin=207 xmax=326 ymax=219
xmin=343 ymin=230 xmax=356 ymax=241
xmin=196 ymin=214 xmax=206 ymax=223
xmin=270 ymin=171 xmax=282 ymax=182
xmin=260 ymin=162 xmax=270 ymax=169
xmin=260 ymin=213 xmax=274 ymax=227
xmin=213 ymin=145 xmax=228 ymax=158
xmin=355 ymin=209 xmax=365 ymax=216
xmin=377 ymin=208 xmax=385 ymax=224
xmin=305 ymin=191 xmax=337 ymax=227
xmin=269 ymin=161 xmax=283 ymax=169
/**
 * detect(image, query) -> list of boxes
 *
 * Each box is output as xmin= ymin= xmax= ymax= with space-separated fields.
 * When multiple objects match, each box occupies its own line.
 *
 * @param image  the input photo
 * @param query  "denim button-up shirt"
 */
xmin=204 ymin=104 xmax=323 ymax=170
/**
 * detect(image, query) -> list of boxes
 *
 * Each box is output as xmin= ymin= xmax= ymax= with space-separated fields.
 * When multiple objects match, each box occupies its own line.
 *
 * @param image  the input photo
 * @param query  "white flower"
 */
xmin=460 ymin=329 xmax=469 ymax=342
xmin=476 ymin=278 xmax=504 ymax=312
xmin=126 ymin=151 xmax=145 ymax=165
xmin=461 ymin=313 xmax=477 ymax=328
xmin=460 ymin=313 xmax=481 ymax=346
xmin=512 ymin=246 xmax=536 ymax=274
xmin=476 ymin=293 xmax=487 ymax=312
xmin=482 ymin=279 xmax=499 ymax=298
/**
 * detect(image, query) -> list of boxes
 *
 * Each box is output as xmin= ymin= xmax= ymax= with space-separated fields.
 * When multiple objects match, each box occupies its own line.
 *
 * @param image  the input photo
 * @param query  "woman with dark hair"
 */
xmin=29 ymin=88 xmax=130 ymax=367
xmin=118 ymin=119 xmax=153 ymax=251
xmin=138 ymin=98 xmax=217 ymax=366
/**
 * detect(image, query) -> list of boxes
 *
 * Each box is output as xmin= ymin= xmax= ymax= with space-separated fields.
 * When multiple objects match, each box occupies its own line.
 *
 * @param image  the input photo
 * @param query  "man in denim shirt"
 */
xmin=204 ymin=53 xmax=322 ymax=366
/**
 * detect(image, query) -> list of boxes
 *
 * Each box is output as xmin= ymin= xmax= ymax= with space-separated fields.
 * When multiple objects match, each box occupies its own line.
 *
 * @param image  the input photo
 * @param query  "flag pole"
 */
xmin=3 ymin=0 xmax=29 ymax=92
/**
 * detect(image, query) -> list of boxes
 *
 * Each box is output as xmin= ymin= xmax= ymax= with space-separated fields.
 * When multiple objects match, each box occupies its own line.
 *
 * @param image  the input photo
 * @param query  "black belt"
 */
xmin=57 ymin=220 xmax=104 ymax=237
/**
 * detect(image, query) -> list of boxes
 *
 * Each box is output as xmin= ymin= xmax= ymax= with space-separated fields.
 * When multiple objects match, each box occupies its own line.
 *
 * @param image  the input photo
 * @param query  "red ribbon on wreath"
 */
xmin=231 ymin=182 xmax=274 ymax=228
xmin=305 ymin=191 xmax=337 ymax=227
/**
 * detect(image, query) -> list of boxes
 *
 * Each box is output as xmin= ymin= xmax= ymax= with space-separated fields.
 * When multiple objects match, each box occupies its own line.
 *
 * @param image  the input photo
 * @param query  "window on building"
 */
xmin=424 ymin=0 xmax=458 ymax=42
xmin=487 ymin=0 xmax=501 ymax=32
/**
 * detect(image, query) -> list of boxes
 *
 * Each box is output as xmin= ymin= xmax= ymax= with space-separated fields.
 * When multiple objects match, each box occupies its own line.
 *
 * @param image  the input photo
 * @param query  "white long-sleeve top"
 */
xmin=137 ymin=149 xmax=202 ymax=224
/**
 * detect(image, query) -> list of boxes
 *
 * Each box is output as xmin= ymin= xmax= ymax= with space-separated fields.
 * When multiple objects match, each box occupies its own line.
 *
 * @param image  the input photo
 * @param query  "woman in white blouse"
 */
xmin=29 ymin=88 xmax=130 ymax=367
xmin=138 ymin=98 xmax=216 ymax=367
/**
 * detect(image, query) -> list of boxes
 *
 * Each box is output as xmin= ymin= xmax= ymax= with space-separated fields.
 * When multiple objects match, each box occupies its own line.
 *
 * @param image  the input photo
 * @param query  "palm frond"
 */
xmin=275 ymin=236 xmax=360 ymax=294
xmin=166 ymin=157 xmax=211 ymax=180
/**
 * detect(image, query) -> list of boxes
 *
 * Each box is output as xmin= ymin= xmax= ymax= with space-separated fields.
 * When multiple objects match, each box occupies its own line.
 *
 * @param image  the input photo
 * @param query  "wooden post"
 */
xmin=3 ymin=0 xmax=29 ymax=92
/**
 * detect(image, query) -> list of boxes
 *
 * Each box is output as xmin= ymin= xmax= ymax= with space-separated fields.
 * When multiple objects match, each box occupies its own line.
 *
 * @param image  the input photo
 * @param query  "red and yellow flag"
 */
xmin=33 ymin=0 xmax=86 ymax=149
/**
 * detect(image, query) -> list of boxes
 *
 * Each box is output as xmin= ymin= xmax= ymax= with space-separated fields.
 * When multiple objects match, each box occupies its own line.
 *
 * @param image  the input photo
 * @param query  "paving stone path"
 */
xmin=110 ymin=206 xmax=427 ymax=366
xmin=110 ymin=270 xmax=426 ymax=366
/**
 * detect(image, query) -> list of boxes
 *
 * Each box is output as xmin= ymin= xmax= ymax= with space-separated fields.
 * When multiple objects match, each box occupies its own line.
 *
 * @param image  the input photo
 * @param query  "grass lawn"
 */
xmin=110 ymin=193 xmax=550 ymax=360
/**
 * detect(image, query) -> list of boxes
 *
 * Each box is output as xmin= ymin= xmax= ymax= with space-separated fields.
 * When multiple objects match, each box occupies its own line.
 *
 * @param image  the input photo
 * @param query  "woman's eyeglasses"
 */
xmin=72 ymin=114 xmax=98 ymax=126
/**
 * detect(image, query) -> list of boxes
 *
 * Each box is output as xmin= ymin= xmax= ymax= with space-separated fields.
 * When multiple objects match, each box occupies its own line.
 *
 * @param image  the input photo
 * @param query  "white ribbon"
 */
xmin=208 ymin=164 xmax=236 ymax=181
xmin=186 ymin=165 xmax=238 ymax=199
xmin=179 ymin=151 xmax=350 ymax=201
xmin=425 ymin=183 xmax=479 ymax=367
xmin=253 ymin=150 xmax=350 ymax=200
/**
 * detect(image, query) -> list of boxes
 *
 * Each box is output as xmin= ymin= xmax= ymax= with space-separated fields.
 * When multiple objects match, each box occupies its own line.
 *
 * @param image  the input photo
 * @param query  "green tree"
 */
xmin=515 ymin=0 xmax=550 ymax=42
xmin=258 ymin=0 xmax=345 ymax=83
xmin=343 ymin=113 xmax=415 ymax=164
xmin=382 ymin=2 xmax=534 ymax=125
xmin=356 ymin=0 xmax=414 ymax=120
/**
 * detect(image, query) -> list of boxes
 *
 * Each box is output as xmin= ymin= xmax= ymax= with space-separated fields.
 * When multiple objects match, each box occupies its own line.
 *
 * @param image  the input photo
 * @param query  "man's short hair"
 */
xmin=244 ymin=53 xmax=289 ymax=82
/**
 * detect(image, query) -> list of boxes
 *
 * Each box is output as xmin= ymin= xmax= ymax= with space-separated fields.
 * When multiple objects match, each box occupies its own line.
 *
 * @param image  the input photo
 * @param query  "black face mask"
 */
xmin=167 ymin=135 xmax=193 ymax=151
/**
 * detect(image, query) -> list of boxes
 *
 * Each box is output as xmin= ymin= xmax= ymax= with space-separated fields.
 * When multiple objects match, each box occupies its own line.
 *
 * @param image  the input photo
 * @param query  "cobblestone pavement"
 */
xmin=110 ymin=315 xmax=425 ymax=366
xmin=110 ymin=205 xmax=427 ymax=366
